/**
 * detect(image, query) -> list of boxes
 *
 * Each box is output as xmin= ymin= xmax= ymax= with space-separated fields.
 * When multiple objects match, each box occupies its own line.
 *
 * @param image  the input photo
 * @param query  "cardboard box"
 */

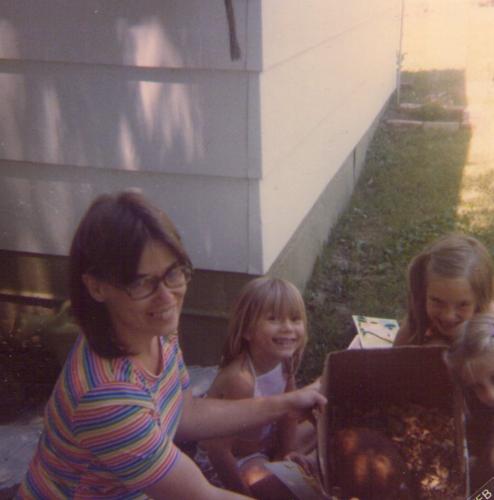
xmin=317 ymin=346 xmax=469 ymax=499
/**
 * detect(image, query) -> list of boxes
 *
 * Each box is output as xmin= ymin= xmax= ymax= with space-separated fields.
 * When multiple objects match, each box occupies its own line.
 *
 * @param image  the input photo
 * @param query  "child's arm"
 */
xmin=275 ymin=374 xmax=318 ymax=477
xmin=199 ymin=370 xmax=255 ymax=495
xmin=201 ymin=435 xmax=251 ymax=495
xmin=273 ymin=373 xmax=298 ymax=459
xmin=393 ymin=323 xmax=410 ymax=345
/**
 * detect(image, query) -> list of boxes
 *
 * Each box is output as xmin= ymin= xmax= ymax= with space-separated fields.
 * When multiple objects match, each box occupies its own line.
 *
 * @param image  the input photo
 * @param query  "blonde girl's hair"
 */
xmin=395 ymin=234 xmax=493 ymax=346
xmin=445 ymin=313 xmax=494 ymax=384
xmin=221 ymin=277 xmax=308 ymax=376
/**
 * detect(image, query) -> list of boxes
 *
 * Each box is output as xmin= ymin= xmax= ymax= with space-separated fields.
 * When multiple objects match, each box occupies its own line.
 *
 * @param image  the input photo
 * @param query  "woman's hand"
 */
xmin=284 ymin=384 xmax=327 ymax=419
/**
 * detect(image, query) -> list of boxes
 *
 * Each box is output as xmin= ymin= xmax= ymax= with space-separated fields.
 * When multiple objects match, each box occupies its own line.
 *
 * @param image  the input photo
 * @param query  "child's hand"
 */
xmin=284 ymin=451 xmax=317 ymax=477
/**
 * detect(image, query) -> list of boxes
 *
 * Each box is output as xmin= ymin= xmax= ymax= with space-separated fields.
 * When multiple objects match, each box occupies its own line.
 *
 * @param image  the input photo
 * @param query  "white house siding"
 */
xmin=0 ymin=1 xmax=250 ymax=70
xmin=0 ymin=162 xmax=252 ymax=272
xmin=0 ymin=64 xmax=253 ymax=177
xmin=0 ymin=0 xmax=401 ymax=285
xmin=0 ymin=1 xmax=265 ymax=276
xmin=258 ymin=0 xmax=403 ymax=272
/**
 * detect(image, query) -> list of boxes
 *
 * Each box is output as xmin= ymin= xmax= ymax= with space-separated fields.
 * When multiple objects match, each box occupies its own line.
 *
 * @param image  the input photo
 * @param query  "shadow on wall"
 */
xmin=0 ymin=1 xmax=240 ymax=295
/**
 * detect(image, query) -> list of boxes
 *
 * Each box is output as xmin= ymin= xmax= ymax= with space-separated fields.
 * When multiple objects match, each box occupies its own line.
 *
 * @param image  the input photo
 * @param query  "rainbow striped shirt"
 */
xmin=18 ymin=334 xmax=190 ymax=499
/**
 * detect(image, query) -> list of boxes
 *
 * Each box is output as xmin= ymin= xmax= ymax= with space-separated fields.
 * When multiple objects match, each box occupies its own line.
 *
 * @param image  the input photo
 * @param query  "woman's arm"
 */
xmin=176 ymin=383 xmax=326 ymax=442
xmin=144 ymin=450 xmax=251 ymax=500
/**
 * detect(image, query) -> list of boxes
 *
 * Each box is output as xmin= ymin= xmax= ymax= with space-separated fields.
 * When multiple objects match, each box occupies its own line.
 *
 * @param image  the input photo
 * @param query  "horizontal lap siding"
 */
xmin=0 ymin=161 xmax=252 ymax=271
xmin=0 ymin=0 xmax=401 ymax=276
xmin=0 ymin=64 xmax=250 ymax=177
xmin=0 ymin=1 xmax=250 ymax=70
xmin=0 ymin=1 xmax=263 ymax=273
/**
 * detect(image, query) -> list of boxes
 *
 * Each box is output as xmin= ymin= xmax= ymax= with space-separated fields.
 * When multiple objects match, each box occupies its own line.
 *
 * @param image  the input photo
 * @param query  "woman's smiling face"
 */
xmin=98 ymin=240 xmax=187 ymax=343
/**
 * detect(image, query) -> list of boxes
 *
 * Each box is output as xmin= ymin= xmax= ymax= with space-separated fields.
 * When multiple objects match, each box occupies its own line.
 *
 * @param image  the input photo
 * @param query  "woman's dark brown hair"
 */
xmin=69 ymin=191 xmax=192 ymax=358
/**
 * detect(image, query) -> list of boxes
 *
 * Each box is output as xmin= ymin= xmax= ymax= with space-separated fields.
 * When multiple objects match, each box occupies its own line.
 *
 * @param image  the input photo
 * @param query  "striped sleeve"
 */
xmin=169 ymin=336 xmax=190 ymax=391
xmin=72 ymin=384 xmax=178 ymax=492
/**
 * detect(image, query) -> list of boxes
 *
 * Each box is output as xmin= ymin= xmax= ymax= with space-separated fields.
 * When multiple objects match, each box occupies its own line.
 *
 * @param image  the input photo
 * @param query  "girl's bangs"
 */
xmin=259 ymin=281 xmax=305 ymax=319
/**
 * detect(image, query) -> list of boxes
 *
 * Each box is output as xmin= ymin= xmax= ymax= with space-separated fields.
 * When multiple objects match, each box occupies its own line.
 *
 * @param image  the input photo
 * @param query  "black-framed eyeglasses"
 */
xmin=122 ymin=263 xmax=192 ymax=300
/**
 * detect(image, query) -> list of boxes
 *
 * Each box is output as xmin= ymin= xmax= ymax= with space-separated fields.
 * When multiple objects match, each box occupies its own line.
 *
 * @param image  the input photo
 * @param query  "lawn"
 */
xmin=299 ymin=69 xmax=494 ymax=384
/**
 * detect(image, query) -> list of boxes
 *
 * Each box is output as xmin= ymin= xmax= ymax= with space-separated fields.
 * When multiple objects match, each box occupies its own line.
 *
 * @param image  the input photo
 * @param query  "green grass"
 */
xmin=399 ymin=69 xmax=467 ymax=106
xmin=298 ymin=106 xmax=489 ymax=384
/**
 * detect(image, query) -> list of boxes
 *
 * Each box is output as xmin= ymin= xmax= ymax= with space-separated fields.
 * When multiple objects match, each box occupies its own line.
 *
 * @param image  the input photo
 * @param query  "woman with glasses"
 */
xmin=18 ymin=191 xmax=325 ymax=499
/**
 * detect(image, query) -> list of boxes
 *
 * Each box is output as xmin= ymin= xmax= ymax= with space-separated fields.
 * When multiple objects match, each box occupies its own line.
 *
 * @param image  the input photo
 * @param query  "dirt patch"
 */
xmin=0 ymin=335 xmax=60 ymax=424
xmin=0 ymin=303 xmax=62 ymax=424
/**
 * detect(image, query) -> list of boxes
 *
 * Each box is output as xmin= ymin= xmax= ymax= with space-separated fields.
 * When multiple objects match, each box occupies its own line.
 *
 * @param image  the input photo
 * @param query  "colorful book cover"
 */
xmin=352 ymin=315 xmax=399 ymax=348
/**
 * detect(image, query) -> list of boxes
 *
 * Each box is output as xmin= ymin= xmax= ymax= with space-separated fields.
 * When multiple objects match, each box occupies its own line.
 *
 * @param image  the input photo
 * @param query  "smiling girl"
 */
xmin=199 ymin=277 xmax=314 ymax=498
xmin=394 ymin=234 xmax=494 ymax=346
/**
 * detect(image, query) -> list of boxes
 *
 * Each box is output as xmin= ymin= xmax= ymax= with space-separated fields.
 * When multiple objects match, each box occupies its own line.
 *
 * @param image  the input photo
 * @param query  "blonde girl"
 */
xmin=394 ymin=234 xmax=494 ymax=346
xmin=445 ymin=313 xmax=494 ymax=490
xmin=199 ymin=277 xmax=312 ymax=498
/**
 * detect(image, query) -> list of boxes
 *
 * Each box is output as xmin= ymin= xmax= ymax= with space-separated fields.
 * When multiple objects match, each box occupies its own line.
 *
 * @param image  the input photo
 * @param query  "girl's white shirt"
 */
xmin=247 ymin=355 xmax=287 ymax=397
xmin=246 ymin=355 xmax=287 ymax=441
